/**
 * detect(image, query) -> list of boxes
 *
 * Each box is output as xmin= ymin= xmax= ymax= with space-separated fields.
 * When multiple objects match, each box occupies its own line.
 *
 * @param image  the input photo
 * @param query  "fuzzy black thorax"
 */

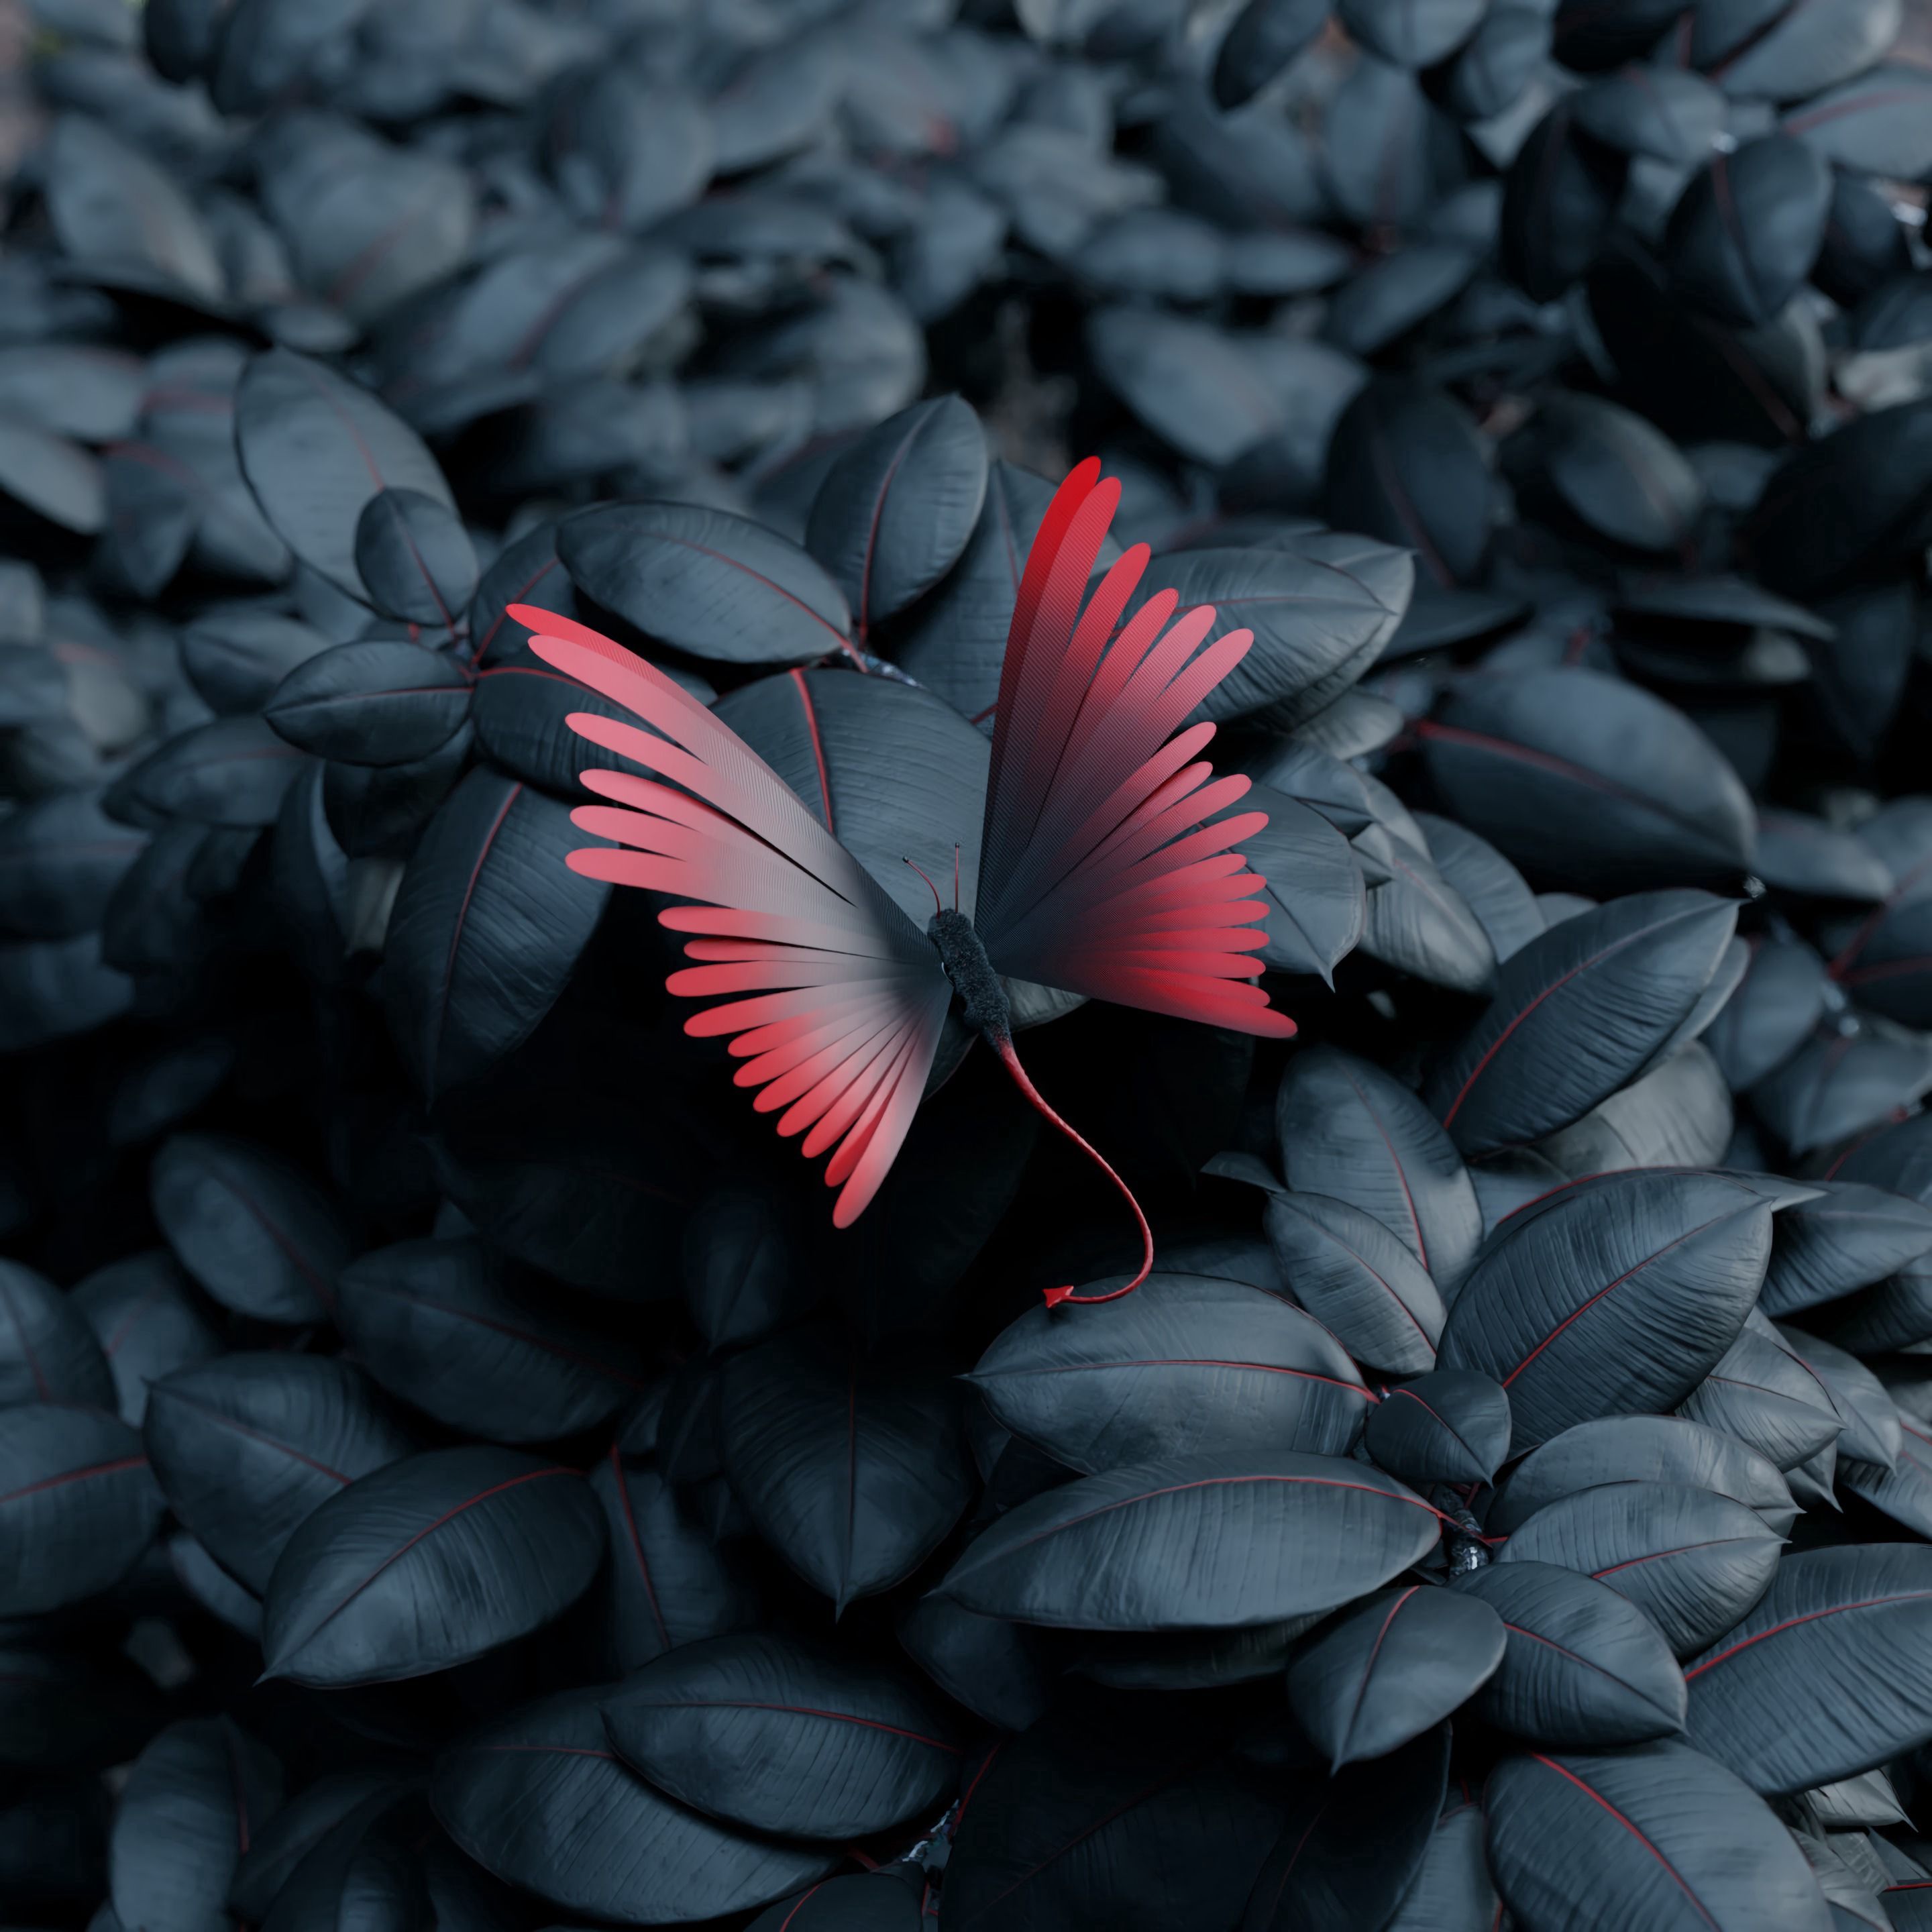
xmin=927 ymin=908 xmax=1011 ymax=1042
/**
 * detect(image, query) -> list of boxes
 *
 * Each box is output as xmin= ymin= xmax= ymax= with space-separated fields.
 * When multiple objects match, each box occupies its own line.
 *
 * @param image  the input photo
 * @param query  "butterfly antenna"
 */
xmin=953 ymin=843 xmax=961 ymax=911
xmin=903 ymin=857 xmax=944 ymax=918
xmin=991 ymin=1034 xmax=1152 ymax=1307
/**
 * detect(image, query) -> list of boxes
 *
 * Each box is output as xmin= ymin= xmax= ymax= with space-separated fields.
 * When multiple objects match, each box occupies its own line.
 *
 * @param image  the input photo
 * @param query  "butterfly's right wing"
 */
xmin=511 ymin=606 xmax=952 ymax=1228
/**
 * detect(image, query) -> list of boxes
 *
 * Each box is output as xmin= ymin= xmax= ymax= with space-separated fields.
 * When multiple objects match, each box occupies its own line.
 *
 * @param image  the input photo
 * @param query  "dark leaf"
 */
xmin=180 ymin=609 xmax=329 ymax=718
xmin=256 ymin=1787 xmax=425 ymax=1932
xmin=1213 ymin=0 xmax=1331 ymax=107
xmin=384 ymin=768 xmax=611 ymax=1102
xmin=1572 ymin=68 xmax=1728 ymax=166
xmin=1705 ymin=934 xmax=1829 ymax=1089
xmin=1744 ymin=396 xmax=1932 ymax=598
xmin=150 ymin=1130 xmax=351 ymax=1323
xmin=125 ymin=716 xmax=312 ymax=828
xmin=713 ymin=666 xmax=988 ymax=930
xmin=0 ymin=1256 xmax=113 ymax=1411
xmin=1414 ymin=810 xmax=1546 ymax=968
xmin=261 ymin=1446 xmax=603 ymax=1686
xmin=1491 ymin=1415 xmax=1796 ymax=1537
xmin=1677 ymin=1324 xmax=1843 ymax=1472
xmin=968 ymin=1273 xmax=1374 ymax=1474
xmin=1325 ymin=380 xmax=1493 ymax=588
xmin=1703 ymin=0 xmax=1900 ymax=100
xmin=1774 ymin=1324 xmax=1899 ymax=1468
xmin=1754 ymin=1021 xmax=1932 ymax=1155
xmin=1522 ymin=394 xmax=1705 ymax=551
xmin=1420 ymin=670 xmax=1756 ymax=892
xmin=1383 ymin=1797 xmax=1500 ymax=1932
xmin=1128 ymin=541 xmax=1411 ymax=729
xmin=265 ymin=637 xmax=472 ymax=767
xmin=1530 ymin=1042 xmax=1735 ymax=1180
xmin=1501 ymin=1480 xmax=1784 ymax=1655
xmin=557 ymin=501 xmax=851 ymax=667
xmin=894 ymin=461 xmax=1084 ymax=725
xmin=0 ymin=930 xmax=132 ymax=1047
xmin=227 ymin=1772 xmax=410 ymax=1924
xmin=588 ymin=1450 xmax=759 ymax=1675
xmin=750 ymin=1874 xmax=923 ymax=1932
xmin=1685 ymin=1544 xmax=1932 ymax=1793
xmin=0 ymin=343 xmax=140 ymax=441
xmin=335 ymin=1238 xmax=653 ymax=1442
xmin=236 ymin=348 xmax=456 ymax=600
xmin=1242 ymin=1724 xmax=1450 ymax=1932
xmin=804 ymin=396 xmax=988 ymax=640
xmin=1752 ymin=811 xmax=1891 ymax=902
xmin=1220 ymin=784 xmax=1363 ymax=982
xmin=1356 ymin=825 xmax=1499 ymax=996
xmin=1288 ymin=1586 xmax=1505 ymax=1768
xmin=1087 ymin=309 xmax=1281 ymax=468
xmin=1454 ymin=1560 xmax=1689 ymax=1746
xmin=720 ymin=1329 xmax=971 ymax=1611
xmin=1340 ymin=0 xmax=1486 ymax=67
xmin=144 ymin=1352 xmax=413 ymax=1595
xmin=601 ymin=1631 xmax=961 ymax=1839
xmin=1486 ymin=1742 xmax=1832 ymax=1930
xmin=44 ymin=112 xmax=225 ymax=305
xmin=941 ymin=1700 xmax=1283 ymax=1932
xmin=1666 ymin=137 xmax=1833 ymax=328
xmin=1322 ymin=56 xmax=1462 ymax=231
xmin=1440 ymin=1169 xmax=1775 ymax=1452
xmin=551 ymin=68 xmax=712 ymax=231
xmin=1364 ymin=1370 xmax=1513 ymax=1487
xmin=1214 ymin=1166 xmax=1446 ymax=1373
xmin=1783 ymin=64 xmax=1932 ymax=178
xmin=1501 ymin=101 xmax=1629 ymax=303
xmin=1276 ymin=1044 xmax=1484 ymax=1295
xmin=108 ymin=1717 xmax=282 ymax=1932
xmin=936 ymin=1450 xmax=1441 ymax=1630
xmin=71 ymin=1251 xmax=219 ymax=1430
xmin=0 ymin=1403 xmax=162 ymax=1615
xmin=1424 ymin=891 xmax=1741 ymax=1156
xmin=430 ymin=1684 xmax=836 ymax=1923
xmin=898 ymin=1593 xmax=1051 ymax=1733
xmin=353 ymin=488 xmax=478 ymax=631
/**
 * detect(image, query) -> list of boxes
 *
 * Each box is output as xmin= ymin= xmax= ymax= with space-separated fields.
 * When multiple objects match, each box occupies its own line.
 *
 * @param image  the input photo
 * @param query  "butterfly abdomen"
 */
xmin=928 ymin=908 xmax=1011 ymax=1042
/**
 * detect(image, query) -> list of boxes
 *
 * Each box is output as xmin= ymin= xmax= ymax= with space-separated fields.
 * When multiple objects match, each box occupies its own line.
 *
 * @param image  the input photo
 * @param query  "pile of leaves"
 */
xmin=7 ymin=0 xmax=1932 ymax=1925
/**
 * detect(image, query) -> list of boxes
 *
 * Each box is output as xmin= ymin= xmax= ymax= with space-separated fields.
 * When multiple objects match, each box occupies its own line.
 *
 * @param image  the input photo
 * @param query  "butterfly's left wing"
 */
xmin=510 ymin=606 xmax=952 ymax=1227
xmin=969 ymin=462 xmax=1297 ymax=1040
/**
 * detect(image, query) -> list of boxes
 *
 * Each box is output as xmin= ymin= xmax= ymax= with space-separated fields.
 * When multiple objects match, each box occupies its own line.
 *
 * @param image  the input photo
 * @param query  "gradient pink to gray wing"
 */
xmin=506 ymin=457 xmax=1293 ymax=1226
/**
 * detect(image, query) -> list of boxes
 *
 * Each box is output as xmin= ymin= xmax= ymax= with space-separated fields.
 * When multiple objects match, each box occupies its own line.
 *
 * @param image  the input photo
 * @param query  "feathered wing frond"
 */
xmin=508 ymin=605 xmax=951 ymax=1227
xmin=972 ymin=462 xmax=1297 ymax=1040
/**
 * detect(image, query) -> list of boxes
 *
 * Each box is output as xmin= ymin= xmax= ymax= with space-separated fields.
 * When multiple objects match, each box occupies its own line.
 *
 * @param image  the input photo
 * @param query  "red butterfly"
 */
xmin=511 ymin=458 xmax=1295 ymax=1305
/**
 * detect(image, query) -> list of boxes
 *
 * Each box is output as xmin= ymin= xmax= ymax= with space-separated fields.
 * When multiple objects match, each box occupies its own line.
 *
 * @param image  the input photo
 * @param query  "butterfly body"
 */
xmin=508 ymin=455 xmax=1296 ymax=1303
xmin=926 ymin=908 xmax=1012 ymax=1044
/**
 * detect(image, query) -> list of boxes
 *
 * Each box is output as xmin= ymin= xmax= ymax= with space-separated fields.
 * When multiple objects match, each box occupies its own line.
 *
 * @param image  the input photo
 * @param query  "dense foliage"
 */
xmin=5 ymin=0 xmax=1932 ymax=1927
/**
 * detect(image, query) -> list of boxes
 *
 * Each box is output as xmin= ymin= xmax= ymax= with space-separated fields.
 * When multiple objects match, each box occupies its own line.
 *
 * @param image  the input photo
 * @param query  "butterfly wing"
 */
xmin=509 ymin=605 xmax=952 ymax=1227
xmin=970 ymin=463 xmax=1297 ymax=1040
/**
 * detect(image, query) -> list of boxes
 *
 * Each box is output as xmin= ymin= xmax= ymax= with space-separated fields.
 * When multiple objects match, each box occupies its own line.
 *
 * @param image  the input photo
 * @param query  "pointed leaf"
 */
xmin=1425 ymin=890 xmax=1741 ymax=1157
xmin=1240 ymin=786 xmax=1365 ymax=983
xmin=1454 ymin=1560 xmax=1689 ymax=1746
xmin=1277 ymin=1044 xmax=1484 ymax=1295
xmin=1501 ymin=1481 xmax=1783 ymax=1655
xmin=1365 ymin=1370 xmax=1513 ymax=1487
xmin=1761 ymin=1181 xmax=1932 ymax=1316
xmin=0 ymin=1257 xmax=113 ymax=1411
xmin=1288 ymin=1586 xmax=1505 ymax=1769
xmin=557 ymin=501 xmax=851 ymax=667
xmin=1678 ymin=1325 xmax=1843 ymax=1472
xmin=804 ymin=396 xmax=988 ymax=638
xmin=352 ymin=488 xmax=478 ymax=632
xmin=936 ymin=1450 xmax=1442 ymax=1631
xmin=109 ymin=1717 xmax=282 ymax=1932
xmin=601 ymin=1631 xmax=962 ymax=1839
xmin=335 ymin=1238 xmax=651 ymax=1442
xmin=1492 ymin=1416 xmax=1795 ymax=1537
xmin=150 ymin=1132 xmax=350 ymax=1324
xmin=384 ymin=768 xmax=611 ymax=1102
xmin=969 ymin=1273 xmax=1373 ymax=1474
xmin=1685 ymin=1544 xmax=1932 ymax=1793
xmin=431 ymin=1685 xmax=836 ymax=1923
xmin=0 ymin=1403 xmax=162 ymax=1615
xmin=72 ymin=1252 xmax=219 ymax=1429
xmin=1486 ymin=1742 xmax=1831 ymax=1931
xmin=144 ymin=1353 xmax=413 ymax=1596
xmin=720 ymin=1329 xmax=971 ymax=1611
xmin=262 ymin=1446 xmax=603 ymax=1686
xmin=265 ymin=637 xmax=472 ymax=767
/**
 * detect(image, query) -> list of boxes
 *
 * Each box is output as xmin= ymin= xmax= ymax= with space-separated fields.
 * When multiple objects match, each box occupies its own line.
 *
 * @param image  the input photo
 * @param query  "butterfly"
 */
xmin=510 ymin=458 xmax=1296 ymax=1305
